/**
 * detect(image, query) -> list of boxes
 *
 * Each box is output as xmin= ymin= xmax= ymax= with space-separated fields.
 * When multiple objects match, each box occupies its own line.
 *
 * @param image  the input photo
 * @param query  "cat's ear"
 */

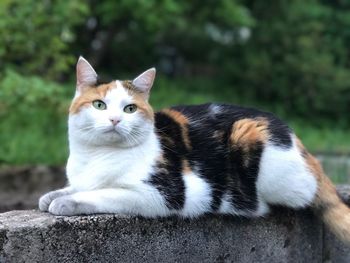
xmin=132 ymin=68 xmax=156 ymax=96
xmin=76 ymin=56 xmax=98 ymax=90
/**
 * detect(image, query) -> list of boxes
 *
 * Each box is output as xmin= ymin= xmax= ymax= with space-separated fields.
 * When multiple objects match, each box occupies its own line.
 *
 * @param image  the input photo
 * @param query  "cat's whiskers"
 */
xmin=77 ymin=125 xmax=96 ymax=132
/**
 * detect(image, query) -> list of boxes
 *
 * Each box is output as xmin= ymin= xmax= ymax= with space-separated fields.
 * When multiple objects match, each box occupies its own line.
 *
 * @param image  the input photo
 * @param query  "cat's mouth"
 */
xmin=103 ymin=127 xmax=118 ymax=134
xmin=103 ymin=126 xmax=125 ymax=137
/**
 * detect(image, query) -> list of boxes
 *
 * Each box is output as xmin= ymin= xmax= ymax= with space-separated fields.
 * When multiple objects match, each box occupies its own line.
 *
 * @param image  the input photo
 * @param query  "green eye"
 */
xmin=124 ymin=104 xmax=137 ymax=113
xmin=92 ymin=100 xmax=107 ymax=110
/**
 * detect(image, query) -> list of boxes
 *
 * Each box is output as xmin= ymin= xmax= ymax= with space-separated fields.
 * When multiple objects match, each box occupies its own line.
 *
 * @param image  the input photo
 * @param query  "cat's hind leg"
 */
xmin=256 ymin=137 xmax=317 ymax=208
xmin=227 ymin=119 xmax=317 ymax=216
xmin=226 ymin=118 xmax=271 ymax=216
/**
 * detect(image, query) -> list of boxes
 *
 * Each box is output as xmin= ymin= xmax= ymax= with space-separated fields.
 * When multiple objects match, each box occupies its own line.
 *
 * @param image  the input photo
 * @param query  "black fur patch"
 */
xmin=95 ymin=76 xmax=114 ymax=86
xmin=148 ymin=112 xmax=186 ymax=210
xmin=148 ymin=103 xmax=293 ymax=214
xmin=227 ymin=141 xmax=263 ymax=211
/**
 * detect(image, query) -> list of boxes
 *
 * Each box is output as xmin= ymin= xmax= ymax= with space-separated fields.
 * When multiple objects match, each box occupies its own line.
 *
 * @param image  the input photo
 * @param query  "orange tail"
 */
xmin=305 ymin=149 xmax=350 ymax=244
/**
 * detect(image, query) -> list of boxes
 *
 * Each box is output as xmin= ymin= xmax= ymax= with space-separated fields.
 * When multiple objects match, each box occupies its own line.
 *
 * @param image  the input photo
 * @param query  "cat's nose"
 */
xmin=109 ymin=118 xmax=120 ymax=126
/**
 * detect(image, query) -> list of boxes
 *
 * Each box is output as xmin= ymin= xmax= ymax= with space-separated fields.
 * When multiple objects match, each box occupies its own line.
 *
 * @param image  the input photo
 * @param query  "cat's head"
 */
xmin=68 ymin=56 xmax=156 ymax=147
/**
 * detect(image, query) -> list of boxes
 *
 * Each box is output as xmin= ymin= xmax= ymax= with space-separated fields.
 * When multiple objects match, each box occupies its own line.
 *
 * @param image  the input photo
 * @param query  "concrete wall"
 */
xmin=0 ymin=182 xmax=349 ymax=262
xmin=0 ymin=209 xmax=323 ymax=263
xmin=0 ymin=166 xmax=65 ymax=212
xmin=0 ymin=207 xmax=349 ymax=262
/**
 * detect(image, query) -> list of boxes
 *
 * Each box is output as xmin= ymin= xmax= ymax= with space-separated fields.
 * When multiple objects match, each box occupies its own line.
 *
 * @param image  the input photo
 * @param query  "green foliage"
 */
xmin=75 ymin=0 xmax=350 ymax=121
xmin=0 ymin=0 xmax=350 ymax=166
xmin=1 ymin=74 xmax=349 ymax=165
xmin=0 ymin=70 xmax=69 ymax=115
xmin=0 ymin=0 xmax=89 ymax=78
xmin=225 ymin=0 xmax=350 ymax=120
xmin=0 ymin=70 xmax=70 ymax=164
xmin=76 ymin=0 xmax=254 ymax=71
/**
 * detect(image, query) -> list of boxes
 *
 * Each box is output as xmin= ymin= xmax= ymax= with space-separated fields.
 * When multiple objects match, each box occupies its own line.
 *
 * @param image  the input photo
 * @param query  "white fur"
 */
xmin=257 ymin=138 xmax=318 ymax=208
xmin=219 ymin=193 xmax=234 ymax=214
xmin=61 ymin=124 xmax=169 ymax=216
xmin=67 ymin=131 xmax=160 ymax=191
xmin=255 ymin=194 xmax=270 ymax=216
xmin=67 ymin=81 xmax=157 ymax=190
xmin=46 ymin=125 xmax=169 ymax=217
xmin=209 ymin=104 xmax=222 ymax=115
xmin=48 ymin=187 xmax=169 ymax=217
xmin=219 ymin=193 xmax=269 ymax=217
xmin=181 ymin=171 xmax=212 ymax=217
xmin=39 ymin=62 xmax=318 ymax=217
xmin=69 ymin=81 xmax=153 ymax=148
xmin=39 ymin=80 xmax=171 ymax=217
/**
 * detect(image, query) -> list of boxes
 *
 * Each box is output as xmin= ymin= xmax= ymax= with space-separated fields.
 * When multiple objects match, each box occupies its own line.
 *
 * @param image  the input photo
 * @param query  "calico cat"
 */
xmin=39 ymin=56 xmax=350 ymax=243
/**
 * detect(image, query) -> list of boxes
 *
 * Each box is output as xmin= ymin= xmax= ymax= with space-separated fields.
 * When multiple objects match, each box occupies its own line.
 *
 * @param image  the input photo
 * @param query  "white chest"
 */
xmin=66 ymin=134 xmax=161 ymax=191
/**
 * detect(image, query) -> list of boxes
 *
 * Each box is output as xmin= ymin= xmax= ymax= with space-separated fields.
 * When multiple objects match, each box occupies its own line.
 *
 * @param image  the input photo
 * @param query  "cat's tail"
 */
xmin=305 ymin=150 xmax=350 ymax=244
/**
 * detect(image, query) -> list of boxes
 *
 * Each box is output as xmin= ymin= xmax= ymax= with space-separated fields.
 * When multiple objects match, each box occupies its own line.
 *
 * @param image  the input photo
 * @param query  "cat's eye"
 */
xmin=92 ymin=100 xmax=107 ymax=110
xmin=123 ymin=104 xmax=137 ymax=113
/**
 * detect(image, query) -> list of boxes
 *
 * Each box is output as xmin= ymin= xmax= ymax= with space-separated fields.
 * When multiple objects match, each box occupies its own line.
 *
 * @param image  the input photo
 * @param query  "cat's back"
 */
xmin=154 ymin=103 xmax=293 ymax=149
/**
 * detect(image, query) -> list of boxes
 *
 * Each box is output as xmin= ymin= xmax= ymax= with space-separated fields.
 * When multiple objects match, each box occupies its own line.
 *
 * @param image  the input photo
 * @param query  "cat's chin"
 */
xmin=102 ymin=127 xmax=118 ymax=134
xmin=94 ymin=131 xmax=145 ymax=148
xmin=100 ymin=126 xmax=126 ymax=139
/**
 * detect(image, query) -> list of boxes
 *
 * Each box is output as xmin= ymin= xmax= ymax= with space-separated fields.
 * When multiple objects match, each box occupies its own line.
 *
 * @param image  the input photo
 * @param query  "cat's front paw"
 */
xmin=39 ymin=188 xmax=72 ymax=212
xmin=48 ymin=196 xmax=79 ymax=216
xmin=39 ymin=191 xmax=59 ymax=212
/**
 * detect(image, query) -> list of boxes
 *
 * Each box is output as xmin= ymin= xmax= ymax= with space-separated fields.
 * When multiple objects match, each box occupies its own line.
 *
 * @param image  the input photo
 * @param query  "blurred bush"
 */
xmin=0 ymin=0 xmax=89 ymax=78
xmin=1 ymin=0 xmax=350 ymax=164
xmin=0 ymin=70 xmax=69 ymax=164
xmin=227 ymin=1 xmax=350 ymax=122
xmin=73 ymin=0 xmax=254 ymax=73
xmin=72 ymin=0 xmax=350 ymax=122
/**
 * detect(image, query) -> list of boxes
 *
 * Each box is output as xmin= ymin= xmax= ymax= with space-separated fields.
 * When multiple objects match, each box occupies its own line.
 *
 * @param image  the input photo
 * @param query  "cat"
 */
xmin=39 ymin=56 xmax=350 ymax=244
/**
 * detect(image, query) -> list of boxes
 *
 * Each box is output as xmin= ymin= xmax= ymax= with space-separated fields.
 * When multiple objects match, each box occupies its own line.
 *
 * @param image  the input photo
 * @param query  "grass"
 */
xmin=0 ymin=75 xmax=349 ymax=166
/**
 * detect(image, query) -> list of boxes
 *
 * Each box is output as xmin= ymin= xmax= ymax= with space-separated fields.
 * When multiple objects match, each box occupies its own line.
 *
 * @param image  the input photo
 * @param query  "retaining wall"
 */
xmin=1 ymin=186 xmax=350 ymax=262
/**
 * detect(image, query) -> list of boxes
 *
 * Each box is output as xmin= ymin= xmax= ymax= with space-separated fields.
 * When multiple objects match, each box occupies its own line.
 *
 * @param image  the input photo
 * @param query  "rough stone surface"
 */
xmin=324 ymin=230 xmax=350 ymax=263
xmin=0 ymin=185 xmax=349 ymax=262
xmin=0 ymin=208 xmax=322 ymax=263
xmin=322 ymin=185 xmax=350 ymax=263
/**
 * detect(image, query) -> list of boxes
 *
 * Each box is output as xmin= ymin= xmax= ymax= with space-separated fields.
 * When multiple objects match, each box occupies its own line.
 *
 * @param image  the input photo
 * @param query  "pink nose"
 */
xmin=110 ymin=118 xmax=120 ymax=126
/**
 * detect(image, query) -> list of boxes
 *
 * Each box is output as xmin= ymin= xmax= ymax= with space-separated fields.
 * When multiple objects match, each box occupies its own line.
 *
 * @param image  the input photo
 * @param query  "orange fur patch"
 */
xmin=131 ymin=92 xmax=154 ymax=121
xmin=70 ymin=81 xmax=154 ymax=121
xmin=182 ymin=159 xmax=192 ymax=174
xmin=297 ymin=136 xmax=350 ymax=244
xmin=309 ymin=151 xmax=350 ymax=243
xmin=122 ymin=80 xmax=136 ymax=92
xmin=295 ymin=137 xmax=322 ymax=181
xmin=162 ymin=109 xmax=192 ymax=150
xmin=69 ymin=82 xmax=116 ymax=114
xmin=295 ymin=137 xmax=338 ymax=209
xmin=122 ymin=81 xmax=154 ymax=121
xmin=230 ymin=118 xmax=269 ymax=150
